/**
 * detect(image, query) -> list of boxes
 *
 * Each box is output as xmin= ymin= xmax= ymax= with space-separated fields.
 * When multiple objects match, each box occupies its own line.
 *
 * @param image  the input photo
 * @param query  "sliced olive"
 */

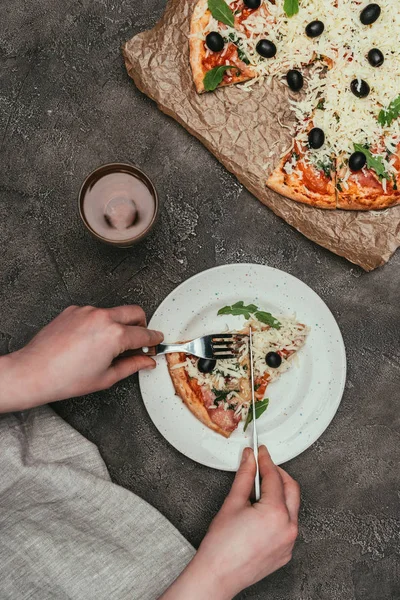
xmin=286 ymin=69 xmax=304 ymax=91
xmin=198 ymin=358 xmax=216 ymax=374
xmin=350 ymin=79 xmax=370 ymax=98
xmin=244 ymin=0 xmax=261 ymax=8
xmin=205 ymin=32 xmax=224 ymax=53
xmin=265 ymin=352 xmax=282 ymax=368
xmin=368 ymin=48 xmax=384 ymax=67
xmin=305 ymin=20 xmax=325 ymax=38
xmin=308 ymin=127 xmax=325 ymax=149
xmin=349 ymin=151 xmax=366 ymax=171
xmin=360 ymin=3 xmax=381 ymax=25
xmin=256 ymin=39 xmax=277 ymax=58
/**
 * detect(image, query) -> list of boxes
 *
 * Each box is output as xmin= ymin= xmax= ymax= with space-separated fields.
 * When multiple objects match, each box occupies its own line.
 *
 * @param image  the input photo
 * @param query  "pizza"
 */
xmin=268 ymin=117 xmax=337 ymax=209
xmin=189 ymin=0 xmax=400 ymax=211
xmin=166 ymin=303 xmax=309 ymax=438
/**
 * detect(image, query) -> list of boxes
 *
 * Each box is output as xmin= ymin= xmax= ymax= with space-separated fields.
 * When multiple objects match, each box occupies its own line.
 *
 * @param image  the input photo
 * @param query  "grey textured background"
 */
xmin=0 ymin=1 xmax=399 ymax=599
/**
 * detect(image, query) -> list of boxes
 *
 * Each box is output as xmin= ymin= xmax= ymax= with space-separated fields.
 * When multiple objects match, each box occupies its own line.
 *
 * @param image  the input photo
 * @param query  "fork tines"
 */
xmin=211 ymin=334 xmax=246 ymax=360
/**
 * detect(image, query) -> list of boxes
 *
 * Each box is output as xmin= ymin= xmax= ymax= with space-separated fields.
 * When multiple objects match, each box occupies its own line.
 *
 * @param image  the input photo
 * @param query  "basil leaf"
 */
xmin=208 ymin=0 xmax=235 ymax=26
xmin=244 ymin=398 xmax=269 ymax=432
xmin=218 ymin=302 xmax=281 ymax=328
xmin=203 ymin=65 xmax=236 ymax=92
xmin=353 ymin=144 xmax=390 ymax=181
xmin=378 ymin=95 xmax=400 ymax=127
xmin=284 ymin=0 xmax=299 ymax=17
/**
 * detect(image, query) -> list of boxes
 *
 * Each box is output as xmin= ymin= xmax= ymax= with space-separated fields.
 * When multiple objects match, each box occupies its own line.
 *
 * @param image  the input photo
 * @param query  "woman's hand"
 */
xmin=0 ymin=305 xmax=163 ymax=412
xmin=160 ymin=445 xmax=300 ymax=600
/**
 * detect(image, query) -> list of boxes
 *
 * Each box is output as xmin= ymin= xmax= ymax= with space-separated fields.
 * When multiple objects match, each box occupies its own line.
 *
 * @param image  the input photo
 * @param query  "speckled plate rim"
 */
xmin=139 ymin=263 xmax=347 ymax=471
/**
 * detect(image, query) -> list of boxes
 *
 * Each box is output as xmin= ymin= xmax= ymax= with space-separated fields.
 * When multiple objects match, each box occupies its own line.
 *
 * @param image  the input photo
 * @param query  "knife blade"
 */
xmin=249 ymin=327 xmax=261 ymax=501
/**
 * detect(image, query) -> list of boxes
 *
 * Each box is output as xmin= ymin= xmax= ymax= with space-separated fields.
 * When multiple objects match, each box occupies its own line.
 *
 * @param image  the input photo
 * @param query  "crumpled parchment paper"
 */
xmin=123 ymin=0 xmax=400 ymax=271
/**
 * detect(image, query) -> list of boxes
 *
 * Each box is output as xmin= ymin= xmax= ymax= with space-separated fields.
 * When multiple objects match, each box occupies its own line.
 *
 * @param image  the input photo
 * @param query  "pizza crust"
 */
xmin=337 ymin=190 xmax=400 ymax=210
xmin=166 ymin=352 xmax=231 ymax=438
xmin=190 ymin=0 xmax=211 ymax=94
xmin=267 ymin=157 xmax=337 ymax=210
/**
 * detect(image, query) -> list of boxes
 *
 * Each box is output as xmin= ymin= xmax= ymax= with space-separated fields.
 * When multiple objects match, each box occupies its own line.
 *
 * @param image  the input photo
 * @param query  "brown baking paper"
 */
xmin=123 ymin=0 xmax=400 ymax=271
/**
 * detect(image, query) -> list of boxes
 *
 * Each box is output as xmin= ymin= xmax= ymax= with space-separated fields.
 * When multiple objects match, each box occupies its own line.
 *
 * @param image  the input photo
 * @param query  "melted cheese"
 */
xmin=177 ymin=310 xmax=309 ymax=416
xmin=249 ymin=316 xmax=309 ymax=382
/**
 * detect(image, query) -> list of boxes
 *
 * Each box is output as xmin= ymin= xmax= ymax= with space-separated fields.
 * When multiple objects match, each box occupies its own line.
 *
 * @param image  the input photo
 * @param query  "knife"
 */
xmin=249 ymin=327 xmax=261 ymax=501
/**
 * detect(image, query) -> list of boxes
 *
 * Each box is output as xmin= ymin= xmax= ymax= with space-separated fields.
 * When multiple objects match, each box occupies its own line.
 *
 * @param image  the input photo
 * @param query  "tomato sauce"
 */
xmin=297 ymin=160 xmax=331 ymax=194
xmin=203 ymin=43 xmax=240 ymax=70
xmin=255 ymin=373 xmax=270 ymax=401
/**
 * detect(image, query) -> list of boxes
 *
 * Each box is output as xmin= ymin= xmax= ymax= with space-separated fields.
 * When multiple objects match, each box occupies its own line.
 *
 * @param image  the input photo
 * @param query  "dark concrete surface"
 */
xmin=1 ymin=1 xmax=399 ymax=599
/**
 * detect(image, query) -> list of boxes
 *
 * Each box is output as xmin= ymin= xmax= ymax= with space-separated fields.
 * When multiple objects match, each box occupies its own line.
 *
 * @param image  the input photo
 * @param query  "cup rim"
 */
xmin=78 ymin=162 xmax=159 ymax=246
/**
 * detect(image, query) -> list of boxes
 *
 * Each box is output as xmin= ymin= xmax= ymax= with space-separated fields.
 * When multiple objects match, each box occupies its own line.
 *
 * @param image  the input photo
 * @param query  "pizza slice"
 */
xmin=166 ymin=304 xmax=309 ymax=438
xmin=190 ymin=0 xmax=270 ymax=93
xmin=267 ymin=118 xmax=337 ymax=209
xmin=336 ymin=144 xmax=400 ymax=210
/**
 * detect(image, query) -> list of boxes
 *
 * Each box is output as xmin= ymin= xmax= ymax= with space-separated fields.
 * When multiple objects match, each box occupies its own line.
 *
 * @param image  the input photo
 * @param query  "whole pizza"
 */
xmin=189 ymin=0 xmax=400 ymax=210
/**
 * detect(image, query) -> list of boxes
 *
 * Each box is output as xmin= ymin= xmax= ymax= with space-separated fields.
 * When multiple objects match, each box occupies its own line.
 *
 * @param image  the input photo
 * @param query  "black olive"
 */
xmin=286 ymin=69 xmax=304 ymax=91
xmin=360 ymin=3 xmax=381 ymax=25
xmin=305 ymin=20 xmax=325 ymax=38
xmin=349 ymin=151 xmax=367 ymax=171
xmin=265 ymin=352 xmax=282 ymax=368
xmin=367 ymin=48 xmax=384 ymax=67
xmin=205 ymin=32 xmax=224 ymax=52
xmin=256 ymin=39 xmax=277 ymax=58
xmin=350 ymin=79 xmax=370 ymax=98
xmin=308 ymin=127 xmax=325 ymax=149
xmin=198 ymin=358 xmax=216 ymax=374
xmin=244 ymin=0 xmax=261 ymax=8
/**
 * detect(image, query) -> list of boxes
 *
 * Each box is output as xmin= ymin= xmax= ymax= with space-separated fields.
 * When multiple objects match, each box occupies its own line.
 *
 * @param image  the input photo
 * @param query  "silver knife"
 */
xmin=249 ymin=327 xmax=261 ymax=501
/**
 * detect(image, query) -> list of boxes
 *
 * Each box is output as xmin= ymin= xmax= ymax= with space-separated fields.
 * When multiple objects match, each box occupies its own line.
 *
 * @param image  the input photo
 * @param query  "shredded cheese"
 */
xmin=175 ymin=308 xmax=309 ymax=420
xmin=201 ymin=0 xmax=400 ymax=184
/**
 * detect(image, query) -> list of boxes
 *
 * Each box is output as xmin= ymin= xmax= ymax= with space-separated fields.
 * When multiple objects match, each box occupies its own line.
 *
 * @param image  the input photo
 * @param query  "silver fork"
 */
xmin=141 ymin=333 xmax=246 ymax=360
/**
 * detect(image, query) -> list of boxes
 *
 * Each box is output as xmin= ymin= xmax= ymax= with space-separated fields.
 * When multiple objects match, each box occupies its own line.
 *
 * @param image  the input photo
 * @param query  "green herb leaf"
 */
xmin=212 ymin=389 xmax=239 ymax=407
xmin=226 ymin=32 xmax=250 ymax=64
xmin=254 ymin=311 xmax=281 ymax=329
xmin=218 ymin=301 xmax=257 ymax=319
xmin=378 ymin=94 xmax=400 ymax=127
xmin=244 ymin=398 xmax=269 ymax=432
xmin=283 ymin=0 xmax=299 ymax=17
xmin=316 ymin=99 xmax=325 ymax=110
xmin=218 ymin=301 xmax=281 ymax=329
xmin=203 ymin=65 xmax=237 ymax=92
xmin=208 ymin=0 xmax=235 ymax=26
xmin=316 ymin=158 xmax=333 ymax=178
xmin=353 ymin=143 xmax=390 ymax=180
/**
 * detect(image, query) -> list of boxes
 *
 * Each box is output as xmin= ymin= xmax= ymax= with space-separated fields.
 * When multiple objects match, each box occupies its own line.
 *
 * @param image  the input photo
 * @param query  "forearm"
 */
xmin=0 ymin=351 xmax=48 ymax=413
xmin=159 ymin=553 xmax=234 ymax=600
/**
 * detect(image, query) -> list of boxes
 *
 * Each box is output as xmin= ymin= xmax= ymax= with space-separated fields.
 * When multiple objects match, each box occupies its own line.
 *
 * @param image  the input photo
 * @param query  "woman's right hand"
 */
xmin=160 ymin=445 xmax=300 ymax=600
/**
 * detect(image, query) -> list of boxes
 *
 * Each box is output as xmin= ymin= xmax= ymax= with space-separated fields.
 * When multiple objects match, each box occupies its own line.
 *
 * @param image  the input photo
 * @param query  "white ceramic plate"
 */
xmin=139 ymin=264 xmax=346 ymax=470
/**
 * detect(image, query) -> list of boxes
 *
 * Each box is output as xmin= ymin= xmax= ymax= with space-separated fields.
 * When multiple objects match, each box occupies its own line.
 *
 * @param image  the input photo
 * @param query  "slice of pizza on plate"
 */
xmin=166 ymin=302 xmax=309 ymax=438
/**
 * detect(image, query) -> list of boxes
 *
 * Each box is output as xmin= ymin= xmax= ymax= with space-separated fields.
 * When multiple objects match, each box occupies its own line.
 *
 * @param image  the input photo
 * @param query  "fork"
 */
xmin=139 ymin=333 xmax=246 ymax=360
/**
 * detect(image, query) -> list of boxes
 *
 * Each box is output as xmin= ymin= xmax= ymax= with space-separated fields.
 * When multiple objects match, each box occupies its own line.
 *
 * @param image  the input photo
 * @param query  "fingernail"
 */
xmin=145 ymin=363 xmax=156 ymax=370
xmin=241 ymin=447 xmax=252 ymax=463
